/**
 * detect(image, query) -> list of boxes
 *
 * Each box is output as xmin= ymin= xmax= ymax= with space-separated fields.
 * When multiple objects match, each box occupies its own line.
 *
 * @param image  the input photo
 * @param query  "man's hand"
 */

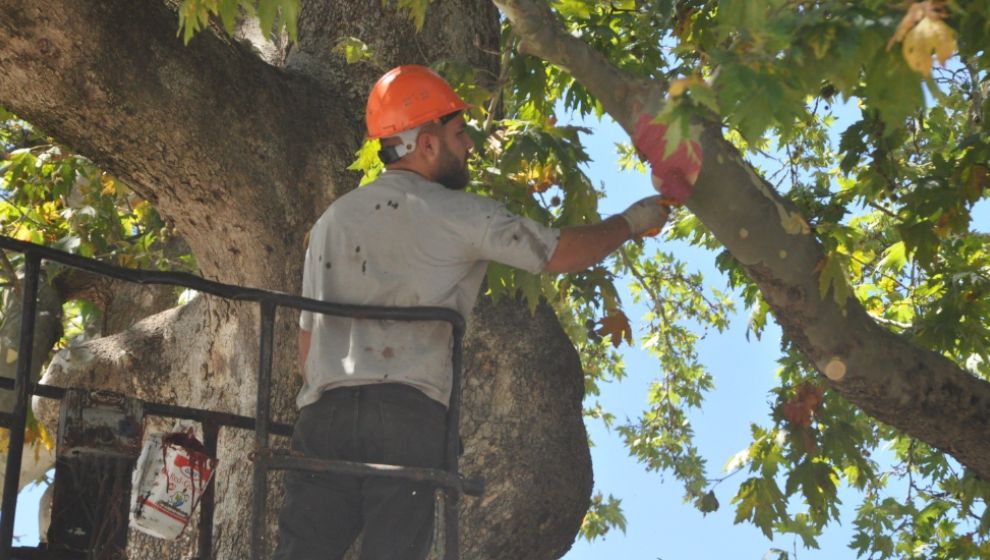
xmin=633 ymin=113 xmax=703 ymax=204
xmin=619 ymin=196 xmax=670 ymax=237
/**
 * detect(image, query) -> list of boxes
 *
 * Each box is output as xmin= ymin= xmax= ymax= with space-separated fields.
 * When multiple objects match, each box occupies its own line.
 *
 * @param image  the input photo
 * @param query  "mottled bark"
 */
xmin=1 ymin=0 xmax=592 ymax=558
xmin=494 ymin=0 xmax=990 ymax=480
xmin=460 ymin=297 xmax=591 ymax=560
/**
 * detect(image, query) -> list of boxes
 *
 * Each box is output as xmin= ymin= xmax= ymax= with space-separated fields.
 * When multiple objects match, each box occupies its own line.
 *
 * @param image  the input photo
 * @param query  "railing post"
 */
xmin=0 ymin=252 xmax=41 ymax=558
xmin=197 ymin=420 xmax=220 ymax=560
xmin=444 ymin=326 xmax=465 ymax=560
xmin=251 ymin=301 xmax=277 ymax=560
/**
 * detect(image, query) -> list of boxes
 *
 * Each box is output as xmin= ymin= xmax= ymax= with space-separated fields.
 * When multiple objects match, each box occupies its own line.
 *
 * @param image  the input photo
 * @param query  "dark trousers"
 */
xmin=273 ymin=384 xmax=447 ymax=560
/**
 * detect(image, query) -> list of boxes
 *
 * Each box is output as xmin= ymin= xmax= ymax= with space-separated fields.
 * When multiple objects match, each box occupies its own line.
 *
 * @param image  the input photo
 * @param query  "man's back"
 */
xmin=298 ymin=169 xmax=558 ymax=408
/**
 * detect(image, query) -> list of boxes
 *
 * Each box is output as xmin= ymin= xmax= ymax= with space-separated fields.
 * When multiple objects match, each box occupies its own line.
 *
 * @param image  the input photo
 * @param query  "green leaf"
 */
xmin=877 ymin=241 xmax=907 ymax=273
xmin=733 ymin=478 xmax=786 ymax=539
xmin=861 ymin=49 xmax=925 ymax=136
xmin=579 ymin=493 xmax=627 ymax=541
xmin=348 ymin=139 xmax=384 ymax=186
xmin=817 ymin=254 xmax=851 ymax=306
xmin=897 ymin=221 xmax=940 ymax=268
xmin=552 ymin=0 xmax=593 ymax=19
xmin=334 ymin=37 xmax=374 ymax=64
xmin=382 ymin=0 xmax=431 ymax=31
xmin=697 ymin=489 xmax=720 ymax=514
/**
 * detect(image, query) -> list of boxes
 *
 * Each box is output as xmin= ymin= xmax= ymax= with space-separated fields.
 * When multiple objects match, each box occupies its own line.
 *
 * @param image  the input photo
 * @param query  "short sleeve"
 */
xmin=476 ymin=202 xmax=560 ymax=274
xmin=299 ymin=242 xmax=316 ymax=331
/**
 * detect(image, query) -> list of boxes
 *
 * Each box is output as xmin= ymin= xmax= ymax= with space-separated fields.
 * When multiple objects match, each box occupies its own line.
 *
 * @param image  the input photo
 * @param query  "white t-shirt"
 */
xmin=298 ymin=170 xmax=560 ymax=408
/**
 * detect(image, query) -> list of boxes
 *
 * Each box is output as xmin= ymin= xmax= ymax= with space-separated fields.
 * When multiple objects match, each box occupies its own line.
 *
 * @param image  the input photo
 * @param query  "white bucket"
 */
xmin=129 ymin=430 xmax=218 ymax=540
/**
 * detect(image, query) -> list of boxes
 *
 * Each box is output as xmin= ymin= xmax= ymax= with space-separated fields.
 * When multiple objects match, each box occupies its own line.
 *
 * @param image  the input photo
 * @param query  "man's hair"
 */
xmin=378 ymin=111 xmax=463 ymax=165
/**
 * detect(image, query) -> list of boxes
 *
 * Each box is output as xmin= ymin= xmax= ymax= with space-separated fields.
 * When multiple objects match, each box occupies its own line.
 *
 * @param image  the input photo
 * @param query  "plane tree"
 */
xmin=0 ymin=0 xmax=988 ymax=558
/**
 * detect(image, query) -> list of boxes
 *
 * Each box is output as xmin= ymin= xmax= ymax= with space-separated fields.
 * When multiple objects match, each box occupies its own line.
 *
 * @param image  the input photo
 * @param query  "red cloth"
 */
xmin=632 ymin=114 xmax=702 ymax=203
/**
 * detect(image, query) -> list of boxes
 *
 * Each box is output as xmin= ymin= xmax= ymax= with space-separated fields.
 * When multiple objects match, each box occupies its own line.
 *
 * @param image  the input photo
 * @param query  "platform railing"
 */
xmin=0 ymin=235 xmax=480 ymax=560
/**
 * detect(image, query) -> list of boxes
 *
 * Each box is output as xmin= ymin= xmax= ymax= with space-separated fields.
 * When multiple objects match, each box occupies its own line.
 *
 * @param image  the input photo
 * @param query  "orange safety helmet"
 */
xmin=365 ymin=65 xmax=471 ymax=139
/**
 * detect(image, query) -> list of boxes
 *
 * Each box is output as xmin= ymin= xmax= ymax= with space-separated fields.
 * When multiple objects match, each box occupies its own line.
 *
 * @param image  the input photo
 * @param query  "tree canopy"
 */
xmin=1 ymin=0 xmax=989 ymax=558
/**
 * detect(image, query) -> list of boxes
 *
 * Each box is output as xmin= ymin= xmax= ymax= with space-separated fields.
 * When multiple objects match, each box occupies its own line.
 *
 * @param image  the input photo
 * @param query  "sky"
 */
xmin=9 ymin=90 xmax=989 ymax=560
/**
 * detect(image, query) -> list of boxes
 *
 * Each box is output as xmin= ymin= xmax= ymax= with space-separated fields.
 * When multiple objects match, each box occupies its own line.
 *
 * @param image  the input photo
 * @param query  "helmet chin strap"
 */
xmin=379 ymin=126 xmax=421 ymax=164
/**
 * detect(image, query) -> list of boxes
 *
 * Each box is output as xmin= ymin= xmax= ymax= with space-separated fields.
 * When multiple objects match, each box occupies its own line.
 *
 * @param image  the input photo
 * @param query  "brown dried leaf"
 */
xmin=783 ymin=400 xmax=812 ymax=427
xmin=597 ymin=311 xmax=633 ymax=348
xmin=964 ymin=164 xmax=989 ymax=202
xmin=782 ymin=382 xmax=825 ymax=428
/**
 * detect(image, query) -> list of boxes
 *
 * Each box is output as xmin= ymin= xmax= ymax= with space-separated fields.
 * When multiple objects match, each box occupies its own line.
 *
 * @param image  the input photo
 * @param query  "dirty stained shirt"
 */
xmin=297 ymin=170 xmax=561 ymax=408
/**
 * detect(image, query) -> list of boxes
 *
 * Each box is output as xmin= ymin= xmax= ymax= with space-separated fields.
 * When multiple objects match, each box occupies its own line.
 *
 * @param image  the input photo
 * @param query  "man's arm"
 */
xmin=298 ymin=329 xmax=312 ymax=377
xmin=544 ymin=196 xmax=669 ymax=274
xmin=545 ymin=216 xmax=631 ymax=273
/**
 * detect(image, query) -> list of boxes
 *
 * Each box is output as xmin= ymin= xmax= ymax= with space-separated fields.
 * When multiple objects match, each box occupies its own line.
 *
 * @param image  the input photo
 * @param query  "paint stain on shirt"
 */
xmin=510 ymin=226 xmax=551 ymax=262
xmin=382 ymin=347 xmax=395 ymax=359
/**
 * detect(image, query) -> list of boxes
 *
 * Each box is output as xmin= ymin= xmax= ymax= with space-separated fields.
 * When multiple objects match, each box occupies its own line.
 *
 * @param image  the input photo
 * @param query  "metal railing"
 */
xmin=0 ymin=235 xmax=481 ymax=559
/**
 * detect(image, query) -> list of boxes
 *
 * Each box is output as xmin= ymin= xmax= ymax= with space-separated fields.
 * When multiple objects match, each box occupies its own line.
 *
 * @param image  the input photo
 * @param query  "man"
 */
xmin=274 ymin=65 xmax=671 ymax=560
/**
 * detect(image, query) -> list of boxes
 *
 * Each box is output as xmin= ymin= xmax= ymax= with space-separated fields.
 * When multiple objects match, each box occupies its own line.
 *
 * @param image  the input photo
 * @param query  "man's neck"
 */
xmin=386 ymin=162 xmax=432 ymax=181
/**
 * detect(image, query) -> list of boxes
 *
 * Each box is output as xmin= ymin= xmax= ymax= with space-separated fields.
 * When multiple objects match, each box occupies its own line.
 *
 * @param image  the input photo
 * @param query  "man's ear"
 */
xmin=416 ymin=130 xmax=440 ymax=161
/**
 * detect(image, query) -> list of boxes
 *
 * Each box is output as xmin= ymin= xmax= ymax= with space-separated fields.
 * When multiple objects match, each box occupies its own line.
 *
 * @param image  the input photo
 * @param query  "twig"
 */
xmin=492 ymin=0 xmax=662 ymax=131
xmin=869 ymin=314 xmax=912 ymax=330
xmin=617 ymin=246 xmax=685 ymax=429
xmin=868 ymin=201 xmax=900 ymax=221
xmin=484 ymin=33 xmax=515 ymax=133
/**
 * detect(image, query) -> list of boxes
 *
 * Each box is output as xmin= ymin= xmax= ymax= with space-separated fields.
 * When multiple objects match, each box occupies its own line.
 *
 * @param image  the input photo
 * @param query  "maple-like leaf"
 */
xmin=597 ymin=311 xmax=633 ymax=348
xmin=886 ymin=1 xmax=957 ymax=77
xmin=902 ymin=16 xmax=957 ymax=77
xmin=963 ymin=164 xmax=989 ymax=203
xmin=782 ymin=382 xmax=825 ymax=428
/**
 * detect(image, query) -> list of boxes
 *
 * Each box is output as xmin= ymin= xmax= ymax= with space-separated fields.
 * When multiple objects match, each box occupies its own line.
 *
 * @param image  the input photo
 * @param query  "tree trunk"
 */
xmin=1 ymin=0 xmax=592 ymax=558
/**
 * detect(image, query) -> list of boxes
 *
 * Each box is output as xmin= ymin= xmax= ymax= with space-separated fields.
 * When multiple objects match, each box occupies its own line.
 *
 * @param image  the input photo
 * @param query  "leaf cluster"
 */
xmin=0 ymin=111 xmax=187 ymax=274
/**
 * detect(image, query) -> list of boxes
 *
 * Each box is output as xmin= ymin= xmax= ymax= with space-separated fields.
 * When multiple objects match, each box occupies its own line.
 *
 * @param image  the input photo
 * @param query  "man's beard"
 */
xmin=434 ymin=142 xmax=470 ymax=191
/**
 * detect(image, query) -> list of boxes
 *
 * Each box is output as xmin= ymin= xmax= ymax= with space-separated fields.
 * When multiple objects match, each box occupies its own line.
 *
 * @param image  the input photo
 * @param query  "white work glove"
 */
xmin=618 ymin=196 xmax=669 ymax=237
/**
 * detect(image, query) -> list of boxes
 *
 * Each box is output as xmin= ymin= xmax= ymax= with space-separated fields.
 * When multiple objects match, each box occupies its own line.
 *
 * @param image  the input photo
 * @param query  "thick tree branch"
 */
xmin=0 ymin=0 xmax=350 ymax=286
xmin=495 ymin=0 xmax=990 ymax=480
